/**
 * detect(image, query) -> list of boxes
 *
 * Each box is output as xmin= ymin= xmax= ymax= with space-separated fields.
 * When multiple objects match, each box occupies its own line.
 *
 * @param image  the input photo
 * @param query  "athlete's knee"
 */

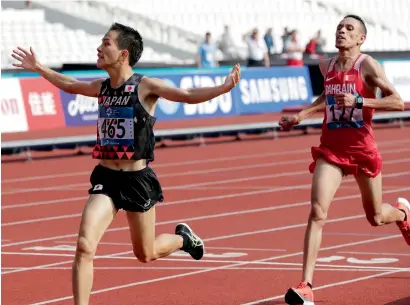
xmin=132 ymin=246 xmax=157 ymax=263
xmin=366 ymin=212 xmax=384 ymax=226
xmin=75 ymin=236 xmax=96 ymax=262
xmin=310 ymin=201 xmax=328 ymax=225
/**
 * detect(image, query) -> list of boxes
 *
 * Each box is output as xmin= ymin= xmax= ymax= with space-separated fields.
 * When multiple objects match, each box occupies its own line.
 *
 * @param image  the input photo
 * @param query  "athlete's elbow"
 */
xmin=393 ymin=96 xmax=405 ymax=111
xmin=397 ymin=99 xmax=405 ymax=111
xmin=64 ymin=82 xmax=77 ymax=94
xmin=179 ymin=90 xmax=199 ymax=104
xmin=385 ymin=95 xmax=404 ymax=111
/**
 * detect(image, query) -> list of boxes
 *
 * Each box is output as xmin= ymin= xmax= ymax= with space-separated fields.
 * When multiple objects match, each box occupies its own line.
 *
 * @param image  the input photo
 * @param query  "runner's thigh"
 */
xmin=77 ymin=194 xmax=118 ymax=254
xmin=126 ymin=207 xmax=156 ymax=261
xmin=354 ymin=172 xmax=382 ymax=223
xmin=310 ymin=157 xmax=344 ymax=219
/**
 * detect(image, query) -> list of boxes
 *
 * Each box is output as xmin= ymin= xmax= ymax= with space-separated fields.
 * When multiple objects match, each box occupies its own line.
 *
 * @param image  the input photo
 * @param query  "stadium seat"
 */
xmin=90 ymin=0 xmax=409 ymax=53
xmin=1 ymin=0 xmax=409 ymax=69
xmin=1 ymin=8 xmax=186 ymax=69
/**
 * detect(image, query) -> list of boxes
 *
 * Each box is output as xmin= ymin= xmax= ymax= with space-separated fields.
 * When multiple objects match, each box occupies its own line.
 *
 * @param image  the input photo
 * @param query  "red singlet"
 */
xmin=309 ymin=54 xmax=382 ymax=177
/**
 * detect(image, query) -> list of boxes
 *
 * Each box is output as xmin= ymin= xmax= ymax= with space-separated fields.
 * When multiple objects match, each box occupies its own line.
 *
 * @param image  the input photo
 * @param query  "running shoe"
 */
xmin=395 ymin=197 xmax=410 ymax=246
xmin=285 ymin=281 xmax=315 ymax=305
xmin=175 ymin=223 xmax=205 ymax=260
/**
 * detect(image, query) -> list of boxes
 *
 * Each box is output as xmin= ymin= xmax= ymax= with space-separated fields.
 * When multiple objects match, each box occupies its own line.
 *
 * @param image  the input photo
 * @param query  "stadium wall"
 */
xmin=1 ymin=59 xmax=409 ymax=135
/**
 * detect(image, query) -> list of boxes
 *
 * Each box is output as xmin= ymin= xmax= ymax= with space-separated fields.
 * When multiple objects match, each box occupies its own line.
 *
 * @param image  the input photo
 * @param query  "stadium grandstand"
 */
xmin=2 ymin=0 xmax=409 ymax=69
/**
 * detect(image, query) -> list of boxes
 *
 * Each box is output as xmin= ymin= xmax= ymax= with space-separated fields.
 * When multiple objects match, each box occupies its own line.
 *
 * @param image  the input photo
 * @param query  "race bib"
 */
xmin=325 ymin=95 xmax=364 ymax=129
xmin=97 ymin=107 xmax=134 ymax=146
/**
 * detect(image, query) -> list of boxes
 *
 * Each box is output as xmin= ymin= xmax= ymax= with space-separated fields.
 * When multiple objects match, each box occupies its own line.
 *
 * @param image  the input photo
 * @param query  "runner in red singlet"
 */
xmin=279 ymin=15 xmax=410 ymax=305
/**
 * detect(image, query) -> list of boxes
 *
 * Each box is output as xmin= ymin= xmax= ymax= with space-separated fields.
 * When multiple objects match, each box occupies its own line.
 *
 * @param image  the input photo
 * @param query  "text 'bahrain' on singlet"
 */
xmin=321 ymin=54 xmax=378 ymax=152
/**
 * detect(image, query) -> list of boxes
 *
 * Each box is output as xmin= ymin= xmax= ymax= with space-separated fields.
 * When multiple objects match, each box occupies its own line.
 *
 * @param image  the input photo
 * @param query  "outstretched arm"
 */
xmin=361 ymin=56 xmax=404 ymax=111
xmin=140 ymin=64 xmax=241 ymax=104
xmin=35 ymin=65 xmax=103 ymax=97
xmin=12 ymin=46 xmax=103 ymax=97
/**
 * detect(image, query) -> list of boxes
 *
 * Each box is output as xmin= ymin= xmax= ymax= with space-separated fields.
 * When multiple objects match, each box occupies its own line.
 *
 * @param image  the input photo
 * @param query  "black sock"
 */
xmin=399 ymin=209 xmax=407 ymax=221
xmin=307 ymin=282 xmax=313 ymax=289
xmin=179 ymin=233 xmax=190 ymax=250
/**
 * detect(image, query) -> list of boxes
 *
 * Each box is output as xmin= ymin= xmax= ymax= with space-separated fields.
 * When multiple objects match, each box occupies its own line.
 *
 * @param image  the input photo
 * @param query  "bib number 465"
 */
xmin=101 ymin=118 xmax=125 ymax=139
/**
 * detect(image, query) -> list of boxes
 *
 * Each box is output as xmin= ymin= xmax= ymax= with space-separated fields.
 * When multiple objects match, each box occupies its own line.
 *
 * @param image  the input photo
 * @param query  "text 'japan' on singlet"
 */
xmin=92 ymin=73 xmax=157 ymax=162
xmin=321 ymin=54 xmax=377 ymax=152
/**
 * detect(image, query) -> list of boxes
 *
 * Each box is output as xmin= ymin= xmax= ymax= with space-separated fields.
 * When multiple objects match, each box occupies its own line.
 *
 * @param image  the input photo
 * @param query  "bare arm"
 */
xmin=140 ymin=64 xmax=241 ymax=104
xmin=279 ymin=59 xmax=329 ymax=130
xmin=36 ymin=64 xmax=103 ymax=97
xmin=295 ymin=92 xmax=326 ymax=122
xmin=361 ymin=56 xmax=404 ymax=111
xmin=196 ymin=53 xmax=201 ymax=67
xmin=279 ymin=92 xmax=325 ymax=130
xmin=264 ymin=52 xmax=270 ymax=67
xmin=294 ymin=58 xmax=330 ymax=122
xmin=12 ymin=46 xmax=102 ymax=97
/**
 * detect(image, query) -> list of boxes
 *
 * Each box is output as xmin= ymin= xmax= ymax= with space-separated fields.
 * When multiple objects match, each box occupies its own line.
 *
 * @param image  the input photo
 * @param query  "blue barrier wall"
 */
xmin=55 ymin=66 xmax=313 ymax=127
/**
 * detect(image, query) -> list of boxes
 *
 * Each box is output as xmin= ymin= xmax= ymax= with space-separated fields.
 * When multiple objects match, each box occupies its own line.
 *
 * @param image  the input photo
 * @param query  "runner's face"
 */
xmin=97 ymin=31 xmax=124 ymax=68
xmin=335 ymin=17 xmax=365 ymax=49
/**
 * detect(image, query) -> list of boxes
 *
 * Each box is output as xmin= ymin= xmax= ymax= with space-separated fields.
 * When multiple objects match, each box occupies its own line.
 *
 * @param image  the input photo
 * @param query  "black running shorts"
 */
xmin=88 ymin=164 xmax=164 ymax=212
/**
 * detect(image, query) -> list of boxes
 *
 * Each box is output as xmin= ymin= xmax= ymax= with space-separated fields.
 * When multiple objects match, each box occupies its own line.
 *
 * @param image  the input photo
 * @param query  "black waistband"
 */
xmin=96 ymin=164 xmax=151 ymax=176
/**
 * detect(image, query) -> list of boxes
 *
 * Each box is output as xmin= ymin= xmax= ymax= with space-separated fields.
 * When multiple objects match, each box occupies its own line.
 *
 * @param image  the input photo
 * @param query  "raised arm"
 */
xmin=140 ymin=64 xmax=241 ymax=104
xmin=12 ymin=46 xmax=103 ymax=97
xmin=360 ymin=56 xmax=404 ymax=111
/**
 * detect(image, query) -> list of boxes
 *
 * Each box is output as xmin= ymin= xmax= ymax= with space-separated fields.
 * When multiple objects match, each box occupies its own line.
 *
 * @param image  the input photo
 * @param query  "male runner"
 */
xmin=278 ymin=15 xmax=410 ymax=304
xmin=11 ymin=23 xmax=241 ymax=305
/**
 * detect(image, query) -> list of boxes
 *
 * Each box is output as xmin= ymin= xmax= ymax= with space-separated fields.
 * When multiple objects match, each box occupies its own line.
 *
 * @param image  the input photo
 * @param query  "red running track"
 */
xmin=2 ymin=125 xmax=410 ymax=305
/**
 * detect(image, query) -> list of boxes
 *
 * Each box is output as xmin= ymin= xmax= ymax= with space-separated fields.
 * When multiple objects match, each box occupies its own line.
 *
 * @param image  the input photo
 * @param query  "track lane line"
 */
xmin=2 ymin=251 xmax=406 ymax=272
xmin=3 ymin=155 xmax=409 ymax=208
xmin=3 ymin=213 xmax=405 ymax=276
xmin=3 ymin=137 xmax=409 ymax=184
xmin=25 ymin=226 xmax=406 ymax=305
xmin=2 ymin=149 xmax=311 ymax=183
xmin=3 ymin=171 xmax=410 ymax=227
xmin=3 ymin=186 xmax=409 ymax=247
xmin=241 ymin=268 xmax=410 ymax=305
xmin=3 ymin=153 xmax=410 ymax=195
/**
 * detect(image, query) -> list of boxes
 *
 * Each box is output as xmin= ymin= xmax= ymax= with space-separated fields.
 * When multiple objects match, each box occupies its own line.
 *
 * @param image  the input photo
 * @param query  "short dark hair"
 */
xmin=108 ymin=23 xmax=143 ymax=66
xmin=344 ymin=14 xmax=367 ymax=35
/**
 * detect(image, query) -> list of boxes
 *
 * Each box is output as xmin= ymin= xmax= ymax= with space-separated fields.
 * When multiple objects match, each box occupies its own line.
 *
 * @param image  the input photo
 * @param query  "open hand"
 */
xmin=11 ymin=46 xmax=39 ymax=72
xmin=223 ymin=64 xmax=241 ymax=92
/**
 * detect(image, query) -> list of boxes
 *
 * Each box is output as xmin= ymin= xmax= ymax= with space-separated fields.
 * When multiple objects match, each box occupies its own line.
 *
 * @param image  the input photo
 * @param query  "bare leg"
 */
xmin=302 ymin=158 xmax=344 ymax=284
xmin=72 ymin=194 xmax=117 ymax=305
xmin=355 ymin=172 xmax=406 ymax=225
xmin=126 ymin=206 xmax=183 ymax=263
